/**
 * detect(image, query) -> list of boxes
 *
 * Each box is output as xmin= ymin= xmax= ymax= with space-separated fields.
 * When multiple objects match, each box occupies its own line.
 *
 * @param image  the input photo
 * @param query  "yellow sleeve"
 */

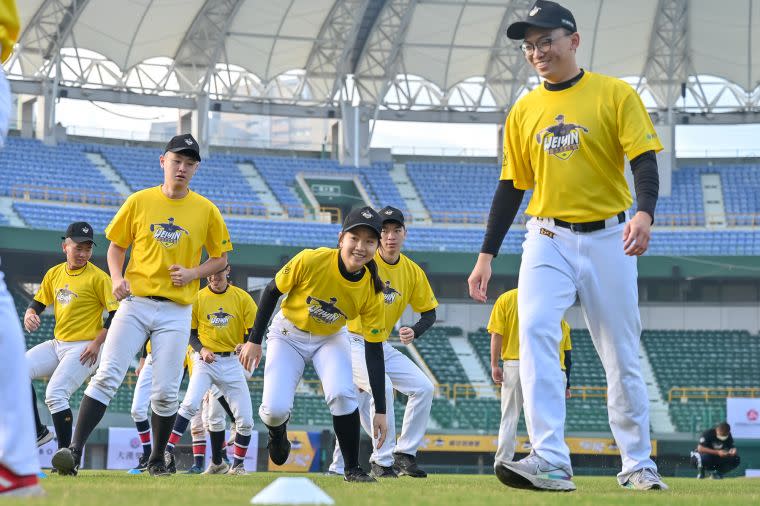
xmin=243 ymin=293 xmax=256 ymax=330
xmin=191 ymin=297 xmax=199 ymax=330
xmin=204 ymin=204 xmax=233 ymax=258
xmin=0 ymin=0 xmax=20 ymax=63
xmin=499 ymin=108 xmax=534 ymax=190
xmin=99 ymin=272 xmax=119 ymax=312
xmin=274 ymin=250 xmax=307 ymax=294
xmin=34 ymin=271 xmax=54 ymax=307
xmin=617 ymin=85 xmax=664 ymax=160
xmin=486 ymin=296 xmax=506 ymax=336
xmin=561 ymin=320 xmax=572 ymax=351
xmin=360 ymin=290 xmax=387 ymax=343
xmin=105 ymin=195 xmax=135 ymax=249
xmin=409 ymin=267 xmax=438 ymax=313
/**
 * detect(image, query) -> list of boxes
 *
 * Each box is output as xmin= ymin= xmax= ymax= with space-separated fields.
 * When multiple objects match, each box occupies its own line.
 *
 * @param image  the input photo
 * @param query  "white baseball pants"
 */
xmin=331 ymin=335 xmax=433 ymax=468
xmin=259 ymin=312 xmax=357 ymax=427
xmin=494 ymin=360 xmax=523 ymax=466
xmin=130 ymin=354 xmax=154 ymax=423
xmin=179 ymin=354 xmax=253 ymax=436
xmin=86 ymin=296 xmax=191 ymax=416
xmin=518 ymin=216 xmax=655 ymax=482
xmin=27 ymin=339 xmax=99 ymax=414
xmin=0 ymin=270 xmax=40 ymax=475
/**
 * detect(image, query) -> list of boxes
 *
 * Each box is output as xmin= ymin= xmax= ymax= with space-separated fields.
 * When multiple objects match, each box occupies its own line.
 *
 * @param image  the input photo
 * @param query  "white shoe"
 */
xmin=226 ymin=464 xmax=246 ymax=475
xmin=202 ymin=462 xmax=230 ymax=475
xmin=496 ymin=454 xmax=576 ymax=491
xmin=621 ymin=468 xmax=669 ymax=490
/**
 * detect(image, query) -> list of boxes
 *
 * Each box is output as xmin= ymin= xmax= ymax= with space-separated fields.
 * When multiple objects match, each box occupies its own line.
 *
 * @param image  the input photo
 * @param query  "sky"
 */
xmin=52 ymin=99 xmax=760 ymax=159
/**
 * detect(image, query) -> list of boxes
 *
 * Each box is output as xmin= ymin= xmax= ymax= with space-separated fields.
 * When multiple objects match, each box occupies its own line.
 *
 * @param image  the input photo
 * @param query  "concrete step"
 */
xmin=390 ymin=163 xmax=431 ymax=224
xmin=238 ymin=162 xmax=286 ymax=217
xmin=85 ymin=152 xmax=131 ymax=197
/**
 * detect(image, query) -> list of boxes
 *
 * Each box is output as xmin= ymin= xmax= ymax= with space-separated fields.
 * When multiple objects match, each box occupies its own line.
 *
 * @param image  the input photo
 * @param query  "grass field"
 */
xmin=8 ymin=472 xmax=760 ymax=506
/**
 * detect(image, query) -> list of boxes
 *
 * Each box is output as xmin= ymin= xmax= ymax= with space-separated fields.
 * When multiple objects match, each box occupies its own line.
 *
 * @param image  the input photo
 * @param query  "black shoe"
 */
xmin=148 ymin=461 xmax=171 ymax=477
xmin=164 ymin=451 xmax=176 ymax=474
xmin=36 ymin=427 xmax=54 ymax=447
xmin=393 ymin=452 xmax=427 ymax=478
xmin=134 ymin=455 xmax=150 ymax=472
xmin=344 ymin=466 xmax=377 ymax=483
xmin=267 ymin=423 xmax=291 ymax=466
xmin=370 ymin=462 xmax=398 ymax=478
xmin=51 ymin=447 xmax=80 ymax=476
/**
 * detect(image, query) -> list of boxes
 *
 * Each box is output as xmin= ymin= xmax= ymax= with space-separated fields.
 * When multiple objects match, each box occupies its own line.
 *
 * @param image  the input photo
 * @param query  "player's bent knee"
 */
xmin=259 ymin=404 xmax=290 ymax=427
xmin=45 ymin=394 xmax=70 ymax=414
xmin=151 ymin=397 xmax=179 ymax=417
xmin=417 ymin=377 xmax=434 ymax=399
xmin=326 ymin=389 xmax=358 ymax=416
xmin=236 ymin=419 xmax=254 ymax=436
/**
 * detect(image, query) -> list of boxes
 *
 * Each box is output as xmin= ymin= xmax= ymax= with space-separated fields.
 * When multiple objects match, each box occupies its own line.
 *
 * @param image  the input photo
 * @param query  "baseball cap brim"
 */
xmin=343 ymin=223 xmax=381 ymax=239
xmin=63 ymin=236 xmax=96 ymax=246
xmin=507 ymin=20 xmax=564 ymax=40
xmin=166 ymin=147 xmax=201 ymax=162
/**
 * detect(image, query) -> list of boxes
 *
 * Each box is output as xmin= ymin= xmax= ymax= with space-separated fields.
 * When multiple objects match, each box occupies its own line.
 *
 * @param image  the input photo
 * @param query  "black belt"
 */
xmin=216 ymin=351 xmax=235 ymax=357
xmin=147 ymin=295 xmax=171 ymax=302
xmin=553 ymin=211 xmax=626 ymax=233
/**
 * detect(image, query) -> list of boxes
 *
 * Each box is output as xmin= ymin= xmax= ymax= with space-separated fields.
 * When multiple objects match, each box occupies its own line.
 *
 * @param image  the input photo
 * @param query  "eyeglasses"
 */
xmin=520 ymin=33 xmax=571 ymax=56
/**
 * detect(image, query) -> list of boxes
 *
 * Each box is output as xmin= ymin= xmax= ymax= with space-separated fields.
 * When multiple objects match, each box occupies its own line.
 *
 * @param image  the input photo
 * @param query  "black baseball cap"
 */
xmin=379 ymin=206 xmax=405 ymax=227
xmin=62 ymin=222 xmax=96 ymax=245
xmin=164 ymin=133 xmax=201 ymax=162
xmin=342 ymin=206 xmax=382 ymax=239
xmin=507 ymin=0 xmax=577 ymax=40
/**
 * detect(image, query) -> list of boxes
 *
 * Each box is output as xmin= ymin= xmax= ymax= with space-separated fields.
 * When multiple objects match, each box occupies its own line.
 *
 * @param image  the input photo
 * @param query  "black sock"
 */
xmin=216 ymin=396 xmax=235 ymax=421
xmin=31 ymin=384 xmax=46 ymax=435
xmin=209 ymin=430 xmax=225 ymax=465
xmin=51 ymin=409 xmax=73 ymax=449
xmin=148 ymin=412 xmax=177 ymax=465
xmin=70 ymin=395 xmax=108 ymax=452
xmin=333 ymin=409 xmax=360 ymax=470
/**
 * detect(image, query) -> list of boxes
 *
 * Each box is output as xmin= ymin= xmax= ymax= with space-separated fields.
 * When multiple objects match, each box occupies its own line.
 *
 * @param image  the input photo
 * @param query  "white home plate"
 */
xmin=250 ymin=477 xmax=335 ymax=505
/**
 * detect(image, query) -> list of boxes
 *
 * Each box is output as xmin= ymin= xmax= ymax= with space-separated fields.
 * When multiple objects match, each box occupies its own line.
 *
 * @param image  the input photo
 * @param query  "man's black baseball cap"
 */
xmin=62 ymin=222 xmax=96 ymax=245
xmin=507 ymin=0 xmax=577 ymax=40
xmin=342 ymin=206 xmax=382 ymax=239
xmin=164 ymin=133 xmax=201 ymax=162
xmin=379 ymin=206 xmax=405 ymax=227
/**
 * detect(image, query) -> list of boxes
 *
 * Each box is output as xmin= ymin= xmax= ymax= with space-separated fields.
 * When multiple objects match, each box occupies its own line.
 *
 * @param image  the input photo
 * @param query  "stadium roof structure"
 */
xmin=8 ymin=0 xmax=760 ymax=125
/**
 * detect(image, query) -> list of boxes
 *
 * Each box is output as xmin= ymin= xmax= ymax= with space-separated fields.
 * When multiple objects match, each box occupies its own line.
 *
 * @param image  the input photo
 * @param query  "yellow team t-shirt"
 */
xmin=275 ymin=248 xmax=387 ymax=343
xmin=487 ymin=289 xmax=572 ymax=368
xmin=347 ymin=251 xmax=437 ymax=336
xmin=105 ymin=186 xmax=233 ymax=305
xmin=192 ymin=285 xmax=257 ymax=353
xmin=0 ymin=0 xmax=19 ymax=63
xmin=34 ymin=262 xmax=119 ymax=342
xmin=501 ymin=71 xmax=663 ymax=222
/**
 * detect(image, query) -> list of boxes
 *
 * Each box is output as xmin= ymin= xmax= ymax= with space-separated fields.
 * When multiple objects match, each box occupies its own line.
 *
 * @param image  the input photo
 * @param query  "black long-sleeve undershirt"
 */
xmin=247 ymin=279 xmax=282 ymax=345
xmin=27 ymin=300 xmax=45 ymax=314
xmin=364 ymin=341 xmax=386 ymax=414
xmin=410 ymin=308 xmax=436 ymax=339
xmin=189 ymin=328 xmax=202 ymax=353
xmin=480 ymin=180 xmax=525 ymax=256
xmin=630 ymin=150 xmax=659 ymax=222
xmin=564 ymin=350 xmax=572 ymax=388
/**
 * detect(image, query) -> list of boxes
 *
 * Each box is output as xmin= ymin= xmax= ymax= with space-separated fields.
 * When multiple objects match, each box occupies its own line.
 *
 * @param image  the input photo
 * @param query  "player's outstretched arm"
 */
xmin=108 ymin=242 xmax=131 ymax=300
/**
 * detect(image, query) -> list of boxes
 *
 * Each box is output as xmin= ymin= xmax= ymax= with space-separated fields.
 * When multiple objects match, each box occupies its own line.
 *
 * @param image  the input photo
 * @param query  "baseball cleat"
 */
xmin=392 ymin=452 xmax=427 ymax=478
xmin=147 ymin=461 xmax=171 ymax=477
xmin=132 ymin=455 xmax=149 ymax=473
xmin=184 ymin=465 xmax=203 ymax=474
xmin=202 ymin=462 xmax=230 ymax=475
xmin=370 ymin=462 xmax=398 ymax=478
xmin=226 ymin=464 xmax=247 ymax=476
xmin=344 ymin=466 xmax=377 ymax=483
xmin=164 ymin=451 xmax=176 ymax=474
xmin=266 ymin=423 xmax=291 ymax=466
xmin=496 ymin=454 xmax=576 ymax=491
xmin=51 ymin=447 xmax=80 ymax=477
xmin=620 ymin=468 xmax=668 ymax=490
xmin=36 ymin=428 xmax=54 ymax=447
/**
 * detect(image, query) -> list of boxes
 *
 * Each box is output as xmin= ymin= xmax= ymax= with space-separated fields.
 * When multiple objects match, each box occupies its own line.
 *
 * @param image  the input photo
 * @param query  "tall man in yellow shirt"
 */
xmin=467 ymin=0 xmax=665 ymax=492
xmin=24 ymin=222 xmax=118 ymax=452
xmin=53 ymin=134 xmax=231 ymax=477
xmin=488 ymin=289 xmax=571 ymax=470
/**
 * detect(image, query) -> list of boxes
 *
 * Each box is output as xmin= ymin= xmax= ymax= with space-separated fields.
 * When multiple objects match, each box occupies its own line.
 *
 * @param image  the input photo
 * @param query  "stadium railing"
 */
xmin=668 ymin=386 xmax=760 ymax=402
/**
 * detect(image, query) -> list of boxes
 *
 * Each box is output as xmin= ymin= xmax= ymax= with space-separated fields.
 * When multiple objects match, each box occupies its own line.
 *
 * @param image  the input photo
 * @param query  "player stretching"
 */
xmin=330 ymin=207 xmax=437 ymax=478
xmin=0 ymin=0 xmax=44 ymax=494
xmin=52 ymin=134 xmax=231 ymax=477
xmin=164 ymin=263 xmax=256 ymax=475
xmin=468 ymin=0 xmax=666 ymax=491
xmin=25 ymin=222 xmax=118 ymax=452
xmin=239 ymin=207 xmax=389 ymax=483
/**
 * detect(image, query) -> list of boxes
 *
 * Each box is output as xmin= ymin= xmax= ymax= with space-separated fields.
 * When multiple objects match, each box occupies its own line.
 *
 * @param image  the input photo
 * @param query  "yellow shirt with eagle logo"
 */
xmin=33 ymin=261 xmax=119 ymax=342
xmin=347 ymin=251 xmax=437 ymax=337
xmin=105 ymin=186 xmax=232 ymax=305
xmin=500 ymin=71 xmax=663 ymax=222
xmin=275 ymin=248 xmax=388 ymax=343
xmin=192 ymin=285 xmax=257 ymax=353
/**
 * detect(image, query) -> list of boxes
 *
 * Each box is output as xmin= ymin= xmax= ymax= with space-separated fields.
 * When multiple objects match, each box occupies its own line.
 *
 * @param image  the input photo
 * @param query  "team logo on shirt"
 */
xmin=535 ymin=114 xmax=589 ymax=160
xmin=56 ymin=284 xmax=78 ymax=306
xmin=207 ymin=307 xmax=234 ymax=327
xmin=150 ymin=217 xmax=189 ymax=248
xmin=305 ymin=296 xmax=348 ymax=324
xmin=382 ymin=280 xmax=401 ymax=304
